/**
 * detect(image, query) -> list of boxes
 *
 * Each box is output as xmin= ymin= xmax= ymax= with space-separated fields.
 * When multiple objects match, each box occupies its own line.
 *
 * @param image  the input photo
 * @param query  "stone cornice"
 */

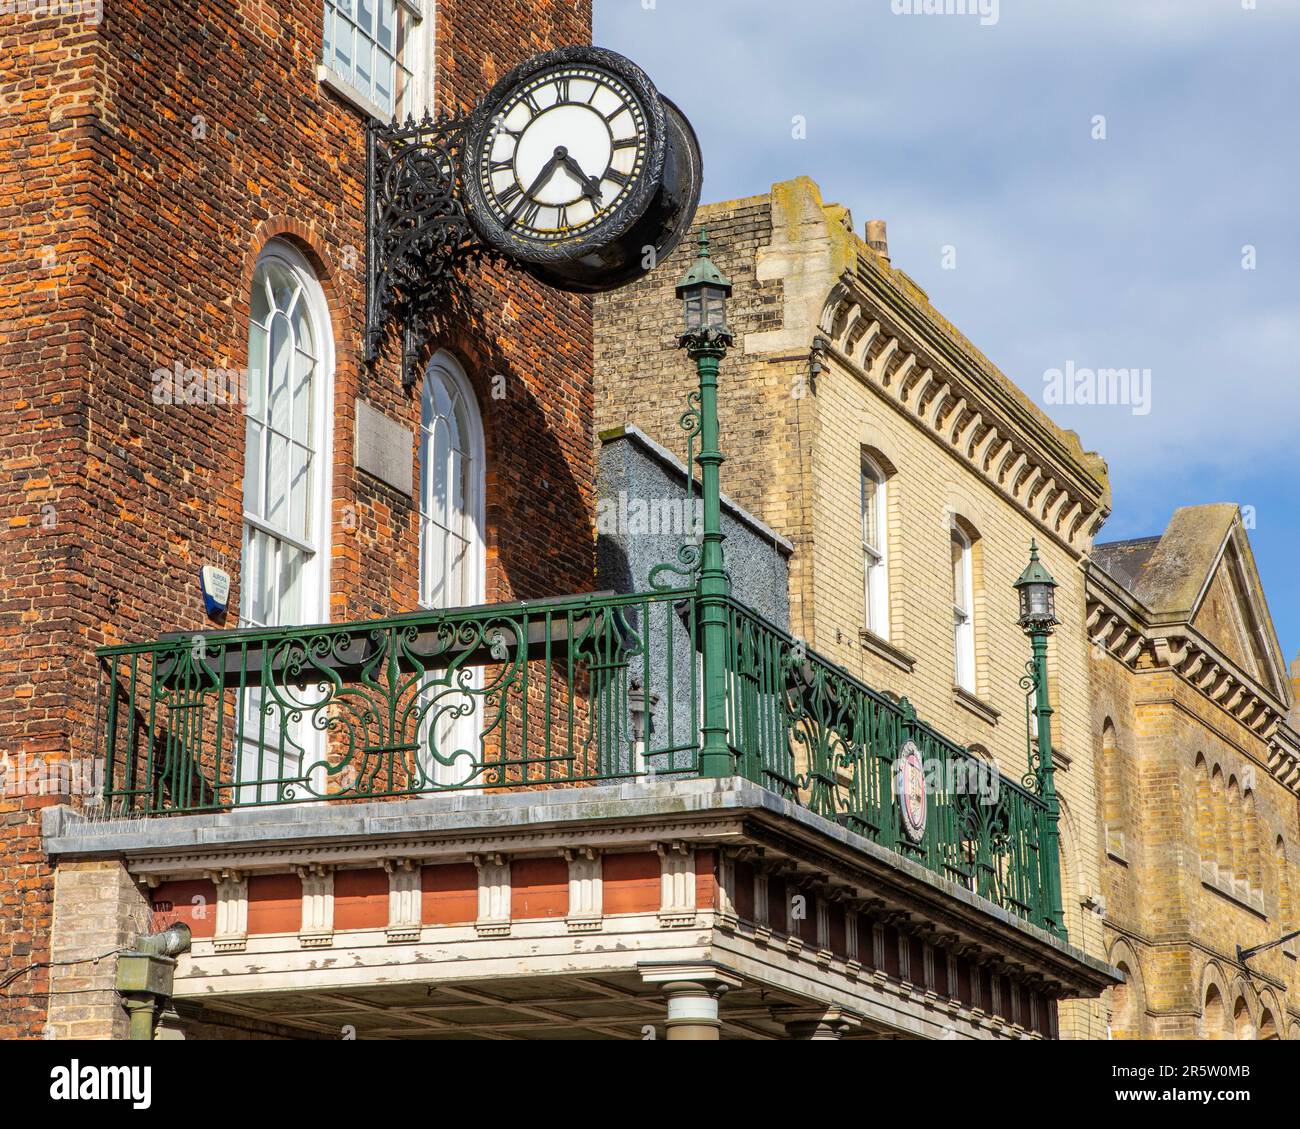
xmin=39 ymin=777 xmax=1118 ymax=998
xmin=818 ymin=268 xmax=1110 ymax=556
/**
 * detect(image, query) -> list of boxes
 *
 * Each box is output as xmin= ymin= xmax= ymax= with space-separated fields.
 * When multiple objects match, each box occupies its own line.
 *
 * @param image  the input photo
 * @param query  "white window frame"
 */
xmin=417 ymin=351 xmax=486 ymax=787
xmin=861 ymin=454 xmax=889 ymax=640
xmin=419 ymin=351 xmax=485 ymax=613
xmin=951 ymin=525 xmax=975 ymax=693
xmin=319 ymin=0 xmax=426 ymax=121
xmin=238 ymin=240 xmax=335 ymax=802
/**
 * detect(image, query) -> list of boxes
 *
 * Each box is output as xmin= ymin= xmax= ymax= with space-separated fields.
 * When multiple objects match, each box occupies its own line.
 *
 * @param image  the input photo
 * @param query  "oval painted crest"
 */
xmin=895 ymin=740 xmax=928 ymax=844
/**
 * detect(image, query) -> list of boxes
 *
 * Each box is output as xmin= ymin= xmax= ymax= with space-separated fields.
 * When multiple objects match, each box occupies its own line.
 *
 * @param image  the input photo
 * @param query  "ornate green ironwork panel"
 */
xmin=95 ymin=588 xmax=1059 ymax=933
xmin=96 ymin=590 xmax=698 ymax=813
xmin=719 ymin=599 xmax=1059 ymax=932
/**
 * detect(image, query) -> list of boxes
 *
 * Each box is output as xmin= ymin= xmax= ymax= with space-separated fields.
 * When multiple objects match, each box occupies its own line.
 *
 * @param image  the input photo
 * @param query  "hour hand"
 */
xmin=559 ymin=154 xmax=603 ymax=203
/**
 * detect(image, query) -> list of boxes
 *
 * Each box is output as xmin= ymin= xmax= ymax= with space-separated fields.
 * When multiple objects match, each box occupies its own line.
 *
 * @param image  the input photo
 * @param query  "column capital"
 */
xmin=772 ymin=1004 xmax=863 ymax=1040
xmin=640 ymin=963 xmax=742 ymax=1041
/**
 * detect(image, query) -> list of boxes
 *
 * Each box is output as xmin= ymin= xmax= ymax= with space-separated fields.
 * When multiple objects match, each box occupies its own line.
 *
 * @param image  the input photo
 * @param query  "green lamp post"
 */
xmin=1013 ymin=540 xmax=1066 ymax=937
xmin=676 ymin=231 xmax=734 ymax=778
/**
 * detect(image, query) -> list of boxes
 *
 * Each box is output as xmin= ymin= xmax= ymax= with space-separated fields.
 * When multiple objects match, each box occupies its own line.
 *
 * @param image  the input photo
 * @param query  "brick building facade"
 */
xmin=4 ymin=9 xmax=1116 ymax=1042
xmin=1 ymin=0 xmax=593 ymax=1040
xmin=594 ymin=177 xmax=1300 ymax=1041
xmin=1088 ymin=507 xmax=1300 ymax=1039
xmin=594 ymin=178 xmax=1115 ymax=1037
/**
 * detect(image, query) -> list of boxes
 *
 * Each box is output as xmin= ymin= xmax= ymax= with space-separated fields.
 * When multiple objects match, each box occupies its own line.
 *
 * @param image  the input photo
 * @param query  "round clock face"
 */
xmin=476 ymin=63 xmax=651 ymax=246
xmin=462 ymin=46 xmax=691 ymax=287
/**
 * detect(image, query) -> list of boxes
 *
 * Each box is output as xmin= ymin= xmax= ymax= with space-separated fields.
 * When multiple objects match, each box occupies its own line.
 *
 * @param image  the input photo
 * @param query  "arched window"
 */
xmin=1232 ymin=996 xmax=1254 ymax=1040
xmin=950 ymin=521 xmax=977 ymax=692
xmin=239 ymin=241 xmax=334 ymax=800
xmin=419 ymin=352 xmax=484 ymax=611
xmin=1211 ymin=765 xmax=1231 ymax=882
xmin=860 ymin=453 xmax=889 ymax=639
xmin=417 ymin=352 xmax=485 ymax=787
xmin=1242 ymin=788 xmax=1261 ymax=892
xmin=1227 ymin=775 xmax=1245 ymax=892
xmin=1259 ymin=1009 xmax=1279 ymax=1041
xmin=1275 ymin=837 xmax=1293 ymax=936
xmin=1102 ymin=719 xmax=1126 ymax=858
xmin=1203 ymin=984 xmax=1229 ymax=1040
xmin=1194 ymin=755 xmax=1214 ymax=870
xmin=1109 ymin=962 xmax=1139 ymax=1039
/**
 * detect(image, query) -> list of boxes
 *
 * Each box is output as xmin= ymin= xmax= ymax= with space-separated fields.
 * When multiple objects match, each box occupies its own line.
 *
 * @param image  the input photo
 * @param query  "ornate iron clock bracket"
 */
xmin=364 ymin=113 xmax=500 ymax=387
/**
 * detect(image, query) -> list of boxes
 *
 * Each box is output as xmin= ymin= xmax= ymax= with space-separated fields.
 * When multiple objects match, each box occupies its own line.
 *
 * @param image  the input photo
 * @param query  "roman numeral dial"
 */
xmin=474 ymin=62 xmax=650 ymax=244
xmin=463 ymin=46 xmax=702 ymax=294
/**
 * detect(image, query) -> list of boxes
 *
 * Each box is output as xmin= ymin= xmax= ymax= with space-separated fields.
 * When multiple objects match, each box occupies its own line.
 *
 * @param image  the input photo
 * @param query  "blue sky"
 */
xmin=595 ymin=0 xmax=1300 ymax=668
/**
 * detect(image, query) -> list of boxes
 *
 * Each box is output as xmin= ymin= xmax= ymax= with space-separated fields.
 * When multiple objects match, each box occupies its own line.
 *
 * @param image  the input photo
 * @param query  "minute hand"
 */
xmin=509 ymin=155 xmax=561 ymax=224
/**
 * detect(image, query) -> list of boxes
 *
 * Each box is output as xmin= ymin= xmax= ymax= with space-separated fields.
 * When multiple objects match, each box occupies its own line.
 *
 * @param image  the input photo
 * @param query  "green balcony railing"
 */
xmin=94 ymin=588 xmax=1059 ymax=932
xmin=720 ymin=598 xmax=1056 ymax=933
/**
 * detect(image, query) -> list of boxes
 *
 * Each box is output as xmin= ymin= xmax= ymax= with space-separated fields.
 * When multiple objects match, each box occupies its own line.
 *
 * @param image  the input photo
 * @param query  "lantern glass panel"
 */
xmin=703 ymin=286 xmax=726 ymax=330
xmin=684 ymin=292 xmax=704 ymax=332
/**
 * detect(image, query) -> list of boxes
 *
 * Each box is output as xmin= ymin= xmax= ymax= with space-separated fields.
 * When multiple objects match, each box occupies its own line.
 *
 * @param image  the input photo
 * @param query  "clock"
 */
xmin=462 ymin=46 xmax=702 ymax=293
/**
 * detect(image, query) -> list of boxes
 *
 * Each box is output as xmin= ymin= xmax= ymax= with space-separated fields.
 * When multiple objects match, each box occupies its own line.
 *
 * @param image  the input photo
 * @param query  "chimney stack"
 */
xmin=865 ymin=219 xmax=890 ymax=262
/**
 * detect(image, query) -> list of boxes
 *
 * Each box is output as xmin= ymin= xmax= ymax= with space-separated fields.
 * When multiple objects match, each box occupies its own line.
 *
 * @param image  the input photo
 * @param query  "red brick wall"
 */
xmin=0 ymin=0 xmax=592 ymax=1039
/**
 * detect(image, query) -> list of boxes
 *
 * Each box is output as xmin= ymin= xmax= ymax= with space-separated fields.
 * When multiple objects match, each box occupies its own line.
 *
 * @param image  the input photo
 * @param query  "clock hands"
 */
xmin=508 ymin=146 xmax=606 ymax=228
xmin=556 ymin=151 xmax=604 ymax=204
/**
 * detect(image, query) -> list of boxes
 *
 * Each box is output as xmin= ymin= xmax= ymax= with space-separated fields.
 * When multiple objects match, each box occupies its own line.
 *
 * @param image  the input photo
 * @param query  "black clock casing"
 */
xmin=461 ymin=45 xmax=702 ymax=294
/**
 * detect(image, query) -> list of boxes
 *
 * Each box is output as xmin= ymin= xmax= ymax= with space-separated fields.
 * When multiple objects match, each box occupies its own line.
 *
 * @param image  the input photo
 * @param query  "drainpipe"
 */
xmin=116 ymin=922 xmax=192 ymax=1040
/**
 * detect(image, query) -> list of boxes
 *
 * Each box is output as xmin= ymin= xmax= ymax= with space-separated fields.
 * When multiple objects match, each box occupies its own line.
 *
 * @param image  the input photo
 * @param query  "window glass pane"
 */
xmin=265 ymin=431 xmax=290 ymax=530
xmin=292 ymin=349 xmax=314 ymax=445
xmin=243 ymin=419 xmax=262 ymax=514
xmin=246 ymin=321 xmax=267 ymax=420
xmin=334 ymin=18 xmax=354 ymax=80
xmin=290 ymin=287 xmax=316 ymax=356
xmin=420 ymin=366 xmax=481 ymax=613
xmin=374 ymin=56 xmax=393 ymax=116
xmin=951 ymin=534 xmax=965 ymax=611
xmin=861 ymin=474 xmax=877 ymax=548
xmin=356 ymin=0 xmax=374 ymax=36
xmin=251 ymin=274 xmax=271 ymax=327
xmin=289 ymin=445 xmax=312 ymax=541
xmin=448 ymin=535 xmax=469 ymax=606
xmin=431 ymin=417 xmax=450 ymax=526
xmin=251 ymin=530 xmax=275 ymax=627
xmin=378 ymin=0 xmax=396 ymax=49
xmin=356 ymin=37 xmax=374 ymax=101
xmin=278 ymin=544 xmax=305 ymax=625
xmin=267 ymin=311 xmax=292 ymax=435
xmin=267 ymin=262 xmax=295 ymax=313
xmin=424 ymin=522 xmax=446 ymax=606
xmin=449 ymin=446 xmax=465 ymax=534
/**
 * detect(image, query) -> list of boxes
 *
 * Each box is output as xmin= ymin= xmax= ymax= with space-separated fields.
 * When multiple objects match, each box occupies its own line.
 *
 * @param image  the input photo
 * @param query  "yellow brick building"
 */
xmin=1089 ymin=507 xmax=1300 ymax=1039
xmin=594 ymin=177 xmax=1114 ymax=1038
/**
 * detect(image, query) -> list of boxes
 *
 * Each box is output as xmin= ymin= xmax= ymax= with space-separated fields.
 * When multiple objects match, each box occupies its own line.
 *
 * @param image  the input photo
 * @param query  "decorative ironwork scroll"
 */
xmin=646 ymin=390 xmax=705 ymax=591
xmin=364 ymin=114 xmax=502 ymax=387
xmin=1019 ymin=658 xmax=1043 ymax=794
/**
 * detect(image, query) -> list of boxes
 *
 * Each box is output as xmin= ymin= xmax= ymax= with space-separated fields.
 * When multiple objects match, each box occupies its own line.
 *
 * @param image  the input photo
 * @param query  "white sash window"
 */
xmin=239 ymin=242 xmax=334 ymax=802
xmin=417 ymin=352 xmax=485 ymax=786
